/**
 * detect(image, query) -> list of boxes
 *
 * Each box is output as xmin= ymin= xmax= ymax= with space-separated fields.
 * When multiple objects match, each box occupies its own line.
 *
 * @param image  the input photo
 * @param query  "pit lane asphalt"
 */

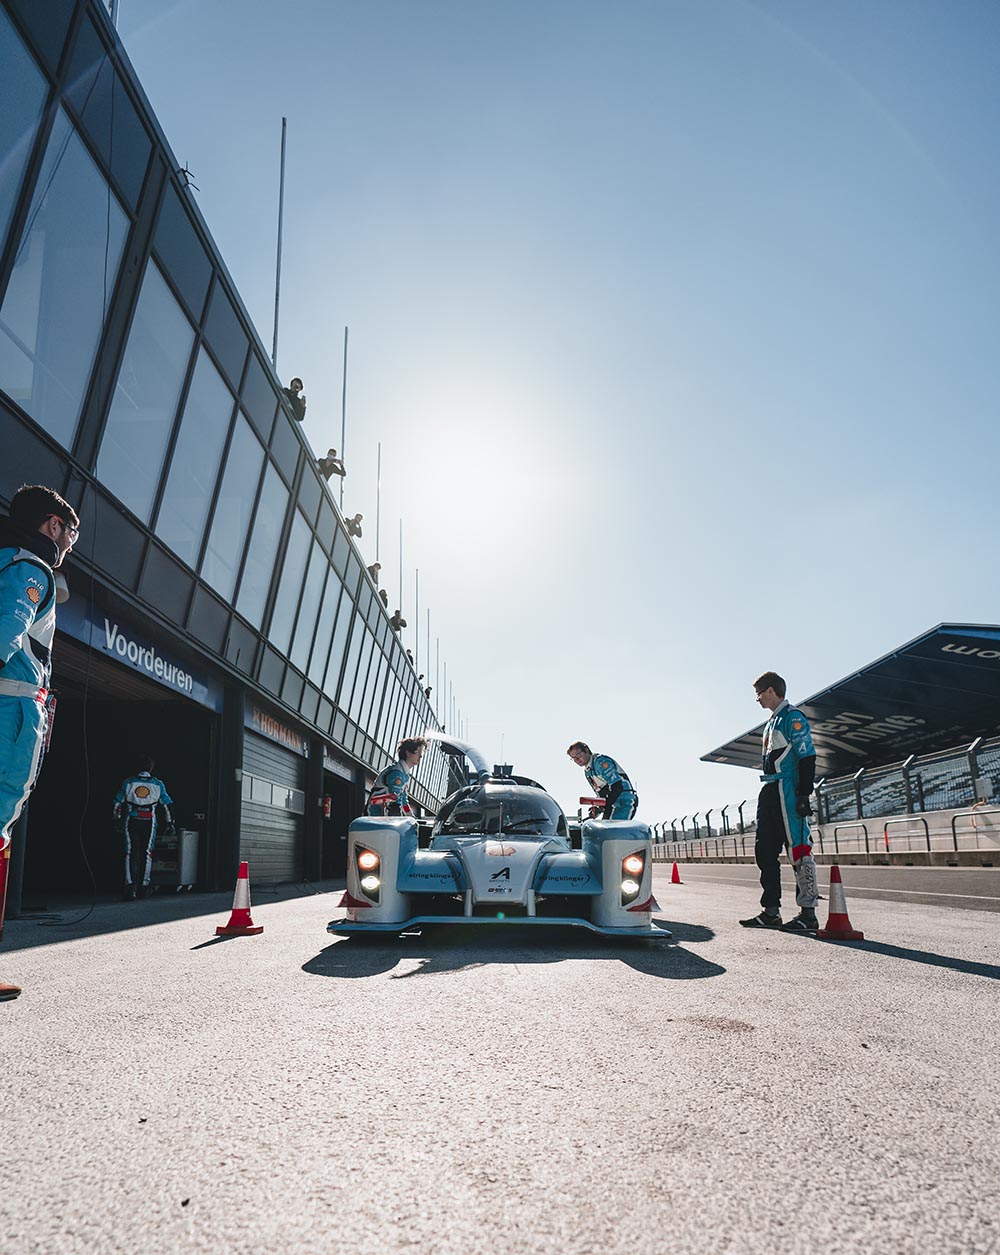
xmin=2 ymin=869 xmax=998 ymax=1255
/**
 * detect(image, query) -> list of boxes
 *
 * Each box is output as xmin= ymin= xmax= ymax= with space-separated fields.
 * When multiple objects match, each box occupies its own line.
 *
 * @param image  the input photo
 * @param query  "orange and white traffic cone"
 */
xmin=216 ymin=861 xmax=264 ymax=936
xmin=671 ymin=862 xmax=683 ymax=885
xmin=817 ymin=864 xmax=864 ymax=940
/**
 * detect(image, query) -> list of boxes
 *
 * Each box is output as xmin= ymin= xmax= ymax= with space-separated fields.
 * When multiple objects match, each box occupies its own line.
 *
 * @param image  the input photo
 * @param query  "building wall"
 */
xmin=0 ymin=0 xmax=448 ymax=890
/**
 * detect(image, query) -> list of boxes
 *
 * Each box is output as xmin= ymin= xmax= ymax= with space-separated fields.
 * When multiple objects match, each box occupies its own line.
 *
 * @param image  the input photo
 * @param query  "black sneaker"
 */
xmin=739 ymin=912 xmax=782 ymax=928
xmin=781 ymin=912 xmax=819 ymax=932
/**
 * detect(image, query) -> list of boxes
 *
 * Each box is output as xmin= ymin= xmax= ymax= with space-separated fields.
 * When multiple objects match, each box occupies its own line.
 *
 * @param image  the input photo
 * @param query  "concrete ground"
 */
xmin=2 ymin=867 xmax=998 ymax=1255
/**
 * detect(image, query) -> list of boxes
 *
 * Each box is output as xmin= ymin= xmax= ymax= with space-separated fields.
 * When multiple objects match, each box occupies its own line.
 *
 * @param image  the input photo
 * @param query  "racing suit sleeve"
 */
xmin=797 ymin=756 xmax=816 ymax=798
xmin=0 ymin=560 xmax=48 ymax=666
xmin=603 ymin=779 xmax=624 ymax=817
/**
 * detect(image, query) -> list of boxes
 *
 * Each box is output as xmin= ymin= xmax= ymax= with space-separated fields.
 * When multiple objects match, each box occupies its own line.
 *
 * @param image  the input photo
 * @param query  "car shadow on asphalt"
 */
xmin=302 ymin=921 xmax=725 ymax=981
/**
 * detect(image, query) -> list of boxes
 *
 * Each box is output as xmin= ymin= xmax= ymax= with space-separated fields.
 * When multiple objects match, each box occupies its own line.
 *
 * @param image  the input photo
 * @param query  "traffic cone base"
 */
xmin=216 ymin=861 xmax=264 ymax=936
xmin=670 ymin=862 xmax=683 ymax=884
xmin=817 ymin=863 xmax=864 ymax=940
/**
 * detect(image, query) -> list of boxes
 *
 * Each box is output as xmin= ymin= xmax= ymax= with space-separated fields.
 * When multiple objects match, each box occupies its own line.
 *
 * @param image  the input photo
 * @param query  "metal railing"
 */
xmin=650 ymin=803 xmax=1000 ymax=862
xmin=654 ymin=734 xmax=1000 ymax=845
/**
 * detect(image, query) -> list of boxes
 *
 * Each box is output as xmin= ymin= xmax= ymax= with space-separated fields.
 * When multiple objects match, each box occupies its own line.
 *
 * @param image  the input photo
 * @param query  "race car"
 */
xmin=328 ymin=735 xmax=671 ymax=940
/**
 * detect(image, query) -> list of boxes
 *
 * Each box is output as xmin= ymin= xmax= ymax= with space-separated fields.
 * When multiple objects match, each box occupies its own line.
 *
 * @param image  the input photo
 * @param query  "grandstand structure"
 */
xmin=654 ymin=625 xmax=1000 ymax=864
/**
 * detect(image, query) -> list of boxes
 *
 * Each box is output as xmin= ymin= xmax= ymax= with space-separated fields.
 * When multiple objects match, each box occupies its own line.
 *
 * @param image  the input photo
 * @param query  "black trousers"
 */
xmin=754 ymin=784 xmax=787 ymax=913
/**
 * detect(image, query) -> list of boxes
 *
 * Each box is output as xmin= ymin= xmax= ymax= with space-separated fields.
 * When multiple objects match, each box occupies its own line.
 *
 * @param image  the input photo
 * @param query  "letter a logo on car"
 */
xmin=490 ymin=866 xmax=511 ymax=881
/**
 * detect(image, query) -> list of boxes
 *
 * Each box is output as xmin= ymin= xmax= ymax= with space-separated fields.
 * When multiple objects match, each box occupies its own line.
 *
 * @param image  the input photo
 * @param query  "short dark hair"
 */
xmin=398 ymin=737 xmax=427 ymax=760
xmin=10 ymin=484 xmax=79 ymax=532
xmin=139 ymin=756 xmax=155 ymax=773
xmin=567 ymin=740 xmax=590 ymax=756
xmin=289 ymin=377 xmax=303 ymax=390
xmin=753 ymin=671 xmax=786 ymax=698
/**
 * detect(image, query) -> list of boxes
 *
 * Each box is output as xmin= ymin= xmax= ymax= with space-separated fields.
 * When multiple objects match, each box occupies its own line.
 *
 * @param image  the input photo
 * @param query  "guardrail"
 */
xmin=650 ymin=802 xmax=1000 ymax=864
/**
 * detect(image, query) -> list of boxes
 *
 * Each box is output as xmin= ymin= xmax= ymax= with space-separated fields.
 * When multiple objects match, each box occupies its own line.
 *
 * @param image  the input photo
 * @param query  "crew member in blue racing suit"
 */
xmin=0 ymin=484 xmax=80 ymax=1002
xmin=740 ymin=671 xmax=819 ymax=932
xmin=567 ymin=742 xmax=638 ymax=819
xmin=366 ymin=736 xmax=427 ymax=815
xmin=114 ymin=757 xmax=176 ymax=899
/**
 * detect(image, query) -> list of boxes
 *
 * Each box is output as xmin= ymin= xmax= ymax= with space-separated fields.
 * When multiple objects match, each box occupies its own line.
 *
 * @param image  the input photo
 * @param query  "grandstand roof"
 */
xmin=702 ymin=624 xmax=1000 ymax=779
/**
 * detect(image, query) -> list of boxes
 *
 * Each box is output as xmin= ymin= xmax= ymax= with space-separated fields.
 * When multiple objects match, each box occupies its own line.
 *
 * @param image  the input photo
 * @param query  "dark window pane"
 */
xmin=348 ymin=629 xmax=376 ymax=723
xmin=323 ymin=585 xmax=352 ymax=698
xmin=297 ymin=466 xmax=322 ymax=526
xmin=331 ymin=710 xmax=347 ymax=747
xmin=153 ymin=184 xmax=211 ymax=321
xmin=337 ymin=611 xmax=366 ymax=710
xmin=0 ymin=108 xmax=128 ymax=449
xmin=289 ymin=540 xmax=326 ymax=673
xmin=331 ymin=526 xmax=349 ymax=577
xmin=224 ymin=616 xmax=258 ymax=674
xmin=308 ymin=579 xmax=341 ymax=688
xmin=316 ymin=499 xmax=336 ymax=554
xmin=96 ymin=261 xmax=194 ymax=521
xmin=344 ymin=551 xmax=362 ymax=599
xmin=268 ymin=410 xmax=300 ymax=486
xmin=241 ymin=353 xmax=277 ymax=441
xmin=156 ymin=346 xmax=233 ymax=568
xmin=64 ymin=14 xmax=150 ymax=210
xmin=188 ymin=584 xmax=229 ymax=653
xmin=87 ymin=488 xmax=146 ymax=590
xmin=139 ymin=545 xmax=192 ymax=624
xmin=0 ymin=398 xmax=66 ymax=503
xmin=362 ymin=651 xmax=389 ymax=736
xmin=281 ymin=668 xmax=304 ymax=710
xmin=200 ymin=415 xmax=263 ymax=601
xmin=0 ymin=9 xmax=48 ymax=248
xmin=204 ymin=281 xmax=247 ymax=388
xmin=300 ymin=684 xmax=319 ymax=728
xmin=6 ymin=0 xmax=74 ymax=74
xmin=258 ymin=645 xmax=284 ymax=696
xmin=235 ymin=461 xmax=288 ymax=628
xmin=268 ymin=509 xmax=310 ymax=653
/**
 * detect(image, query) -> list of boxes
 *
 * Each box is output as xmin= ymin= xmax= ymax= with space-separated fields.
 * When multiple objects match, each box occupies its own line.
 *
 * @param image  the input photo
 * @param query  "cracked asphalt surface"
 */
xmin=2 ymin=866 xmax=998 ymax=1255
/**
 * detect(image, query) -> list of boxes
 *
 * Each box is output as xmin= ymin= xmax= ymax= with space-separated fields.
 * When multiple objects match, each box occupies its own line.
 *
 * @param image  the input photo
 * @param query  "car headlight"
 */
xmin=355 ymin=846 xmax=381 ymax=903
xmin=620 ymin=850 xmax=645 ymax=905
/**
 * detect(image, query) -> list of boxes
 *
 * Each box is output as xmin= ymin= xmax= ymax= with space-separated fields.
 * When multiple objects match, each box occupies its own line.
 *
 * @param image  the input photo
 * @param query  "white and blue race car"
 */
xmin=328 ymin=738 xmax=671 ymax=940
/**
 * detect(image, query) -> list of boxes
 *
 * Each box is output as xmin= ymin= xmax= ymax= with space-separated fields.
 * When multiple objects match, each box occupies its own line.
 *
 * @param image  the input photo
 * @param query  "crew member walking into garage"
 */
xmin=567 ymin=742 xmax=638 ymax=819
xmin=740 ymin=671 xmax=819 ymax=932
xmin=366 ymin=737 xmax=427 ymax=816
xmin=0 ymin=484 xmax=79 ymax=1002
xmin=114 ymin=757 xmax=176 ymax=899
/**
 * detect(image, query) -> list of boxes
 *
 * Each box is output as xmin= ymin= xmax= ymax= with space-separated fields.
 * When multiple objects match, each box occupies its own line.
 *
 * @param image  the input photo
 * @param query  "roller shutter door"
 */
xmin=240 ymin=732 xmax=307 ymax=884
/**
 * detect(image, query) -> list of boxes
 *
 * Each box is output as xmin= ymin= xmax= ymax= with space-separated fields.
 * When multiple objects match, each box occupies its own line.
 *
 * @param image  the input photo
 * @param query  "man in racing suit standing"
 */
xmin=366 ymin=737 xmax=427 ymax=816
xmin=0 ymin=484 xmax=80 ymax=1002
xmin=567 ymin=742 xmax=638 ymax=819
xmin=114 ymin=756 xmax=176 ymax=899
xmin=740 ymin=671 xmax=819 ymax=932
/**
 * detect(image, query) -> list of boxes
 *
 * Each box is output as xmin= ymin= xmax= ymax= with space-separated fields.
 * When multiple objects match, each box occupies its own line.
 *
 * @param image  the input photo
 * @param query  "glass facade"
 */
xmin=0 ymin=8 xmax=48 ymax=245
xmin=0 ymin=106 xmax=128 ymax=447
xmin=0 ymin=0 xmax=446 ymax=817
xmin=156 ymin=346 xmax=234 ymax=569
xmin=96 ymin=261 xmax=195 ymax=521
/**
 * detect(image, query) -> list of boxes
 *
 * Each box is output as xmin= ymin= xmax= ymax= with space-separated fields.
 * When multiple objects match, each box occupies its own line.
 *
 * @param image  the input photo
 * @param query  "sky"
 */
xmin=115 ymin=0 xmax=1000 ymax=822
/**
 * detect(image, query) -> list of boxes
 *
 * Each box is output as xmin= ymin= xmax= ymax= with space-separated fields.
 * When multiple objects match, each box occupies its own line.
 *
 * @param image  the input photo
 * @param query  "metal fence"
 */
xmin=652 ymin=734 xmax=1000 ymax=843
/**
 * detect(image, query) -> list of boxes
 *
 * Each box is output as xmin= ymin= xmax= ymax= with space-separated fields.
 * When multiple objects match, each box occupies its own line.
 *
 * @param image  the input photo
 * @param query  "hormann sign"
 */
xmin=702 ymin=623 xmax=1000 ymax=777
xmin=245 ymin=704 xmax=309 ymax=757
